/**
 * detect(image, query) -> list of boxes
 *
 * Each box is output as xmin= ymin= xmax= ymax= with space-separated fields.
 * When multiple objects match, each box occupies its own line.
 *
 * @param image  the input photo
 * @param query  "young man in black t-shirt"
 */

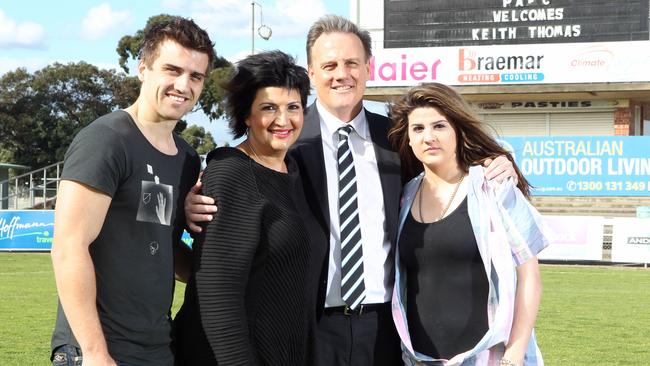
xmin=50 ymin=17 xmax=215 ymax=366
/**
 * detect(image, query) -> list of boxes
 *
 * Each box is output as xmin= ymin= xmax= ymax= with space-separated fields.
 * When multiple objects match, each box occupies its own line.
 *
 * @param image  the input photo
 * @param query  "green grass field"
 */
xmin=1 ymin=253 xmax=649 ymax=365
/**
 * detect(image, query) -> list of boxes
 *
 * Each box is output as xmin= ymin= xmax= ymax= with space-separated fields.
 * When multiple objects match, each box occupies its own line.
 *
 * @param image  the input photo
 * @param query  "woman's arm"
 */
xmin=503 ymin=257 xmax=542 ymax=365
xmin=490 ymin=172 xmax=547 ymax=365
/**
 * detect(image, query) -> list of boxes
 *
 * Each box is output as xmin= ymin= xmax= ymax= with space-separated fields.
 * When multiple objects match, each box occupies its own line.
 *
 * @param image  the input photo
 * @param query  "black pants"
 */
xmin=313 ymin=303 xmax=403 ymax=366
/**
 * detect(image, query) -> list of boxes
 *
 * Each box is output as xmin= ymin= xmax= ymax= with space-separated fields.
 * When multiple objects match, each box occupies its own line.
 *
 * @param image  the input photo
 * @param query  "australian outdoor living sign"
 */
xmin=384 ymin=0 xmax=649 ymax=47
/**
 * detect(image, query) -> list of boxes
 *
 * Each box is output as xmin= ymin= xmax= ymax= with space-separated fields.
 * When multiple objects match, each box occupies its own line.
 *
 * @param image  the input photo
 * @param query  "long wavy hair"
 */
xmin=388 ymin=83 xmax=530 ymax=197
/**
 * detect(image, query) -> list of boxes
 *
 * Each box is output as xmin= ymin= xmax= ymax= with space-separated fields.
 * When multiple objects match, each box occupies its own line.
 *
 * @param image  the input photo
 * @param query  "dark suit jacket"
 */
xmin=290 ymin=103 xmax=402 ymax=317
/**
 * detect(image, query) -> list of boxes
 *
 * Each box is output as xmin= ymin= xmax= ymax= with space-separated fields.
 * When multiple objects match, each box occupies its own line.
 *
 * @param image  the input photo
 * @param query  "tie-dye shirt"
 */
xmin=392 ymin=165 xmax=549 ymax=366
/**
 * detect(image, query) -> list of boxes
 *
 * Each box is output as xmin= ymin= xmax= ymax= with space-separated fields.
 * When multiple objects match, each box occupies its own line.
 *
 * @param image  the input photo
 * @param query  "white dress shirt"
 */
xmin=316 ymin=101 xmax=393 ymax=307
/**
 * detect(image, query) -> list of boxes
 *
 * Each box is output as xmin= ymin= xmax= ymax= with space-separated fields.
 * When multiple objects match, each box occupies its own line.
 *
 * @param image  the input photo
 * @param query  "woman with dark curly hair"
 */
xmin=388 ymin=83 xmax=548 ymax=366
xmin=174 ymin=50 xmax=324 ymax=366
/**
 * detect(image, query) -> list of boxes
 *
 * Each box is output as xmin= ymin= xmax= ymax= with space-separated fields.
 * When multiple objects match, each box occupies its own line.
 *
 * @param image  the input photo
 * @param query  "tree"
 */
xmin=198 ymin=66 xmax=233 ymax=121
xmin=0 ymin=15 xmax=232 ymax=169
xmin=116 ymin=14 xmax=176 ymax=74
xmin=116 ymin=14 xmax=233 ymax=122
xmin=0 ymin=63 xmax=139 ymax=168
xmin=180 ymin=125 xmax=217 ymax=155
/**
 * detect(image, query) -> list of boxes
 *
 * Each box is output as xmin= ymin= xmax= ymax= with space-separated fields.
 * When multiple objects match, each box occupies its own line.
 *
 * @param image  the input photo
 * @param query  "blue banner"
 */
xmin=0 ymin=210 xmax=54 ymax=251
xmin=499 ymin=136 xmax=650 ymax=196
xmin=0 ymin=210 xmax=194 ymax=251
xmin=181 ymin=231 xmax=193 ymax=248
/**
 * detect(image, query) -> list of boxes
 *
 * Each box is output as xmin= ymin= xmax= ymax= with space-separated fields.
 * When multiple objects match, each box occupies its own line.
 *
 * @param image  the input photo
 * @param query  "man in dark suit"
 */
xmin=185 ymin=14 xmax=514 ymax=366
xmin=290 ymin=15 xmax=403 ymax=366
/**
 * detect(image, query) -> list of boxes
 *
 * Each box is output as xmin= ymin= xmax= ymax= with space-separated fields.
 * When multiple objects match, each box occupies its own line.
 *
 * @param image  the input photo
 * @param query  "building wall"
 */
xmin=353 ymin=0 xmax=650 ymax=211
xmin=615 ymin=108 xmax=632 ymax=136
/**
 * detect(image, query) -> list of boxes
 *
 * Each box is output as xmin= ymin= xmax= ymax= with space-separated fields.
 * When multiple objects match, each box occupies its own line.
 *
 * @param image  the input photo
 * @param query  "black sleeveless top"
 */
xmin=398 ymin=197 xmax=489 ymax=359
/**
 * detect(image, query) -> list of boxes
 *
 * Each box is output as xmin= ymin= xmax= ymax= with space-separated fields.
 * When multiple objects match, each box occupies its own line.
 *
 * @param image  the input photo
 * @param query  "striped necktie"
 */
xmin=337 ymin=125 xmax=366 ymax=310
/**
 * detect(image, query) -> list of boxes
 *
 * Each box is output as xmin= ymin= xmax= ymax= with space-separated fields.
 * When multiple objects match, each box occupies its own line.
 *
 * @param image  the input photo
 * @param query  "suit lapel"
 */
xmin=292 ymin=104 xmax=401 ymax=243
xmin=292 ymin=104 xmax=330 ymax=230
xmin=366 ymin=110 xmax=402 ymax=244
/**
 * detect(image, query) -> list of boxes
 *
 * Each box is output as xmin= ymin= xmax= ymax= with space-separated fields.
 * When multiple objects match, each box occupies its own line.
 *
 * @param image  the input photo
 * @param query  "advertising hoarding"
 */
xmin=611 ymin=218 xmax=650 ymax=263
xmin=537 ymin=215 xmax=604 ymax=261
xmin=384 ymin=0 xmax=649 ymax=48
xmin=0 ymin=210 xmax=194 ymax=251
xmin=367 ymin=41 xmax=650 ymax=87
xmin=499 ymin=136 xmax=650 ymax=196
xmin=0 ymin=210 xmax=54 ymax=251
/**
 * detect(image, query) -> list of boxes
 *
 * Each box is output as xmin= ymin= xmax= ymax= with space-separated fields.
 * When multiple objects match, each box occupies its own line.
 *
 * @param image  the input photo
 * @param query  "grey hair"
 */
xmin=306 ymin=14 xmax=372 ymax=66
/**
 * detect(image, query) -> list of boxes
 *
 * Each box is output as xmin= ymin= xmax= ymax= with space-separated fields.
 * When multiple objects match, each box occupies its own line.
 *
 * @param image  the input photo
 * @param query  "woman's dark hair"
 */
xmin=388 ymin=83 xmax=531 ymax=197
xmin=224 ymin=50 xmax=310 ymax=138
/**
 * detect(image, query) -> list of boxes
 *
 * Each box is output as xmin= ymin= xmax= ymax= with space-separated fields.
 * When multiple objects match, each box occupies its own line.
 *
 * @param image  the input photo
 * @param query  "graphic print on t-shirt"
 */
xmin=136 ymin=164 xmax=173 ymax=226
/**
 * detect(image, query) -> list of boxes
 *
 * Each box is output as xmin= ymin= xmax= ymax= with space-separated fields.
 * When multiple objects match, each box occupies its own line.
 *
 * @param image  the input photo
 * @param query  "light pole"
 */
xmin=251 ymin=1 xmax=272 ymax=54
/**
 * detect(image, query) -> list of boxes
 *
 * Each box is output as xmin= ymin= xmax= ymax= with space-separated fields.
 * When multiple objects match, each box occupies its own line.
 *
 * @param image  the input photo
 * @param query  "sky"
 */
xmin=0 ymin=0 xmax=351 ymax=145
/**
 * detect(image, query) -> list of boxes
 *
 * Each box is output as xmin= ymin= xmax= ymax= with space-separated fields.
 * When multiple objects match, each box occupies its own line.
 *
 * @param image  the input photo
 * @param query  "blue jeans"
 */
xmin=52 ymin=345 xmax=82 ymax=366
xmin=52 ymin=345 xmax=142 ymax=366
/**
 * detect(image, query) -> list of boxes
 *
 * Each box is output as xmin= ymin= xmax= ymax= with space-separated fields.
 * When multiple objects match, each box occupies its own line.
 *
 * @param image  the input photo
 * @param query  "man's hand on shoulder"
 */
xmin=483 ymin=155 xmax=517 ymax=183
xmin=185 ymin=178 xmax=218 ymax=232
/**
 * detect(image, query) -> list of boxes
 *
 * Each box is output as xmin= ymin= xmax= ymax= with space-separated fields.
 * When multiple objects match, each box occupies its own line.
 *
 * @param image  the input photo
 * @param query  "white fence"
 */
xmin=539 ymin=215 xmax=650 ymax=264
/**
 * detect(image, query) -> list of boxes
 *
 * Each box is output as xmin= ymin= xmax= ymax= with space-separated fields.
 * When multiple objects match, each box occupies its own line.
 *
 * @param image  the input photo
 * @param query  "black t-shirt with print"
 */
xmin=51 ymin=110 xmax=200 ymax=366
